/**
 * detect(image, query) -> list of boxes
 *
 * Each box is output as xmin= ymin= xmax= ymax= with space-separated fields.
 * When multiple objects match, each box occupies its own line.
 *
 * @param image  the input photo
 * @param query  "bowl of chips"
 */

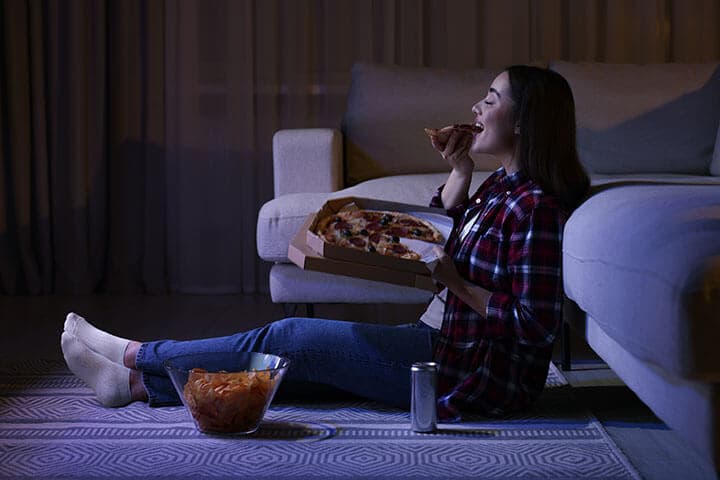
xmin=164 ymin=352 xmax=290 ymax=435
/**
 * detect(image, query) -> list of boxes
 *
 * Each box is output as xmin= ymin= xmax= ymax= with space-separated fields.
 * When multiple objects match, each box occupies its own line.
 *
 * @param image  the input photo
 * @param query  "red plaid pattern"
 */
xmin=429 ymin=168 xmax=568 ymax=421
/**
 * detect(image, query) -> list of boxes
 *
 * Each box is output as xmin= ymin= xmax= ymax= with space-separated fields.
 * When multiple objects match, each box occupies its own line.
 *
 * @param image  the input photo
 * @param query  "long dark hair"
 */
xmin=506 ymin=65 xmax=589 ymax=211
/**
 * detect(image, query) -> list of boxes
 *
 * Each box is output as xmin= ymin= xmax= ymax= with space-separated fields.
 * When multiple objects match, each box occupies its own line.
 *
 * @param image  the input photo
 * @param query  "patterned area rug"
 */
xmin=0 ymin=360 xmax=640 ymax=479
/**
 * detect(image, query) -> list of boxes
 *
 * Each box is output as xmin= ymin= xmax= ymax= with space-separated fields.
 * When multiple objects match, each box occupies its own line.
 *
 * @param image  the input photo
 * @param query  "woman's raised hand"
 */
xmin=430 ymin=130 xmax=475 ymax=175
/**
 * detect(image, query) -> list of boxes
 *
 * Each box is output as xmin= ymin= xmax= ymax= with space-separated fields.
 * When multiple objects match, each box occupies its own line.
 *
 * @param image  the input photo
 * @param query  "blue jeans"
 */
xmin=136 ymin=318 xmax=438 ymax=408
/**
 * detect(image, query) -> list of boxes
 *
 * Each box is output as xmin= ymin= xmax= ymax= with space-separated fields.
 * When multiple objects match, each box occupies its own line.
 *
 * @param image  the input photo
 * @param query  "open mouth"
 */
xmin=451 ymin=123 xmax=483 ymax=134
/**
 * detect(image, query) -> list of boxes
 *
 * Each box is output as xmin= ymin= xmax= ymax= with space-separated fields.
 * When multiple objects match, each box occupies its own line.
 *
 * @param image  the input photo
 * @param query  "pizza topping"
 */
xmin=388 ymin=226 xmax=408 ymax=237
xmin=341 ymin=229 xmax=353 ymax=237
xmin=398 ymin=218 xmax=423 ymax=227
xmin=360 ymin=229 xmax=369 ymax=236
xmin=349 ymin=237 xmax=366 ymax=247
xmin=369 ymin=232 xmax=383 ymax=243
xmin=333 ymin=221 xmax=351 ymax=230
xmin=391 ymin=244 xmax=409 ymax=254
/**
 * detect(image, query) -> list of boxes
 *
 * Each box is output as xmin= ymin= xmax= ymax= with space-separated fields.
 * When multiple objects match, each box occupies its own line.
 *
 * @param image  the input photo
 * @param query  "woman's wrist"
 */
xmin=451 ymin=159 xmax=474 ymax=177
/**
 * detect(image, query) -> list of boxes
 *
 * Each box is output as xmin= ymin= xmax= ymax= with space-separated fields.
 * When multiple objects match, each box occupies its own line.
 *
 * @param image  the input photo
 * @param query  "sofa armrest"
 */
xmin=272 ymin=128 xmax=343 ymax=197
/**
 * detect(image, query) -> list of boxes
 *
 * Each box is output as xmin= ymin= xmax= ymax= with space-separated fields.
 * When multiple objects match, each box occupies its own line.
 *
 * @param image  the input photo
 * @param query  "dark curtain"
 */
xmin=0 ymin=0 xmax=166 ymax=294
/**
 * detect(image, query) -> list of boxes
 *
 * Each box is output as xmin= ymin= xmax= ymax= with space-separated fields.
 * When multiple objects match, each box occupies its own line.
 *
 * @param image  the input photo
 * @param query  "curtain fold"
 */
xmin=1 ymin=0 xmax=166 ymax=294
xmin=104 ymin=0 xmax=166 ymax=294
xmin=2 ymin=0 xmax=719 ymax=295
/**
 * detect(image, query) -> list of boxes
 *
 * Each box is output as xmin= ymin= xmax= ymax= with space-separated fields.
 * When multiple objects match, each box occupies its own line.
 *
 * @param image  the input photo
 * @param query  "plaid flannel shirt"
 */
xmin=429 ymin=167 xmax=568 ymax=421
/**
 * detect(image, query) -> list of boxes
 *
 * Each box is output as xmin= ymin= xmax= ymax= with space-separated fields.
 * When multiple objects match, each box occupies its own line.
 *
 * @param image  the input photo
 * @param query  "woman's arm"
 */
xmin=429 ymin=246 xmax=491 ymax=317
xmin=430 ymin=130 xmax=475 ymax=210
xmin=441 ymin=169 xmax=473 ymax=211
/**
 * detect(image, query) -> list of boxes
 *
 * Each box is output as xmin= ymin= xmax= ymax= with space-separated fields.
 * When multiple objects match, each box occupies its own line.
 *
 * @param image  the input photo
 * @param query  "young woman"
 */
xmin=61 ymin=65 xmax=589 ymax=421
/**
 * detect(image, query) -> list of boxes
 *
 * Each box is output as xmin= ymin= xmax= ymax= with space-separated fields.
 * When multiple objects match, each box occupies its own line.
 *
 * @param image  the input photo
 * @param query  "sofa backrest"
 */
xmin=550 ymin=61 xmax=720 ymax=175
xmin=343 ymin=61 xmax=720 ymax=185
xmin=342 ymin=63 xmax=503 ymax=186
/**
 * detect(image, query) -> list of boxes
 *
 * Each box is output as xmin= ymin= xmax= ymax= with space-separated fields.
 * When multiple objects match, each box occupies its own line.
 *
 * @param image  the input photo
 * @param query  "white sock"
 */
xmin=63 ymin=312 xmax=130 ymax=365
xmin=61 ymin=331 xmax=132 ymax=407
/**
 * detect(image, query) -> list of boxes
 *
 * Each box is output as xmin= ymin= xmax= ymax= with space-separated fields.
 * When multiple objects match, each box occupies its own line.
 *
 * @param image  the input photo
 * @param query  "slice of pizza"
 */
xmin=424 ymin=123 xmax=483 ymax=149
xmin=370 ymin=233 xmax=422 ymax=260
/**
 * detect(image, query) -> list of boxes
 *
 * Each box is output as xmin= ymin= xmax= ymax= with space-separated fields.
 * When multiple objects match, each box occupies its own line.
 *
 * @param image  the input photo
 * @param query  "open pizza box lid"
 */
xmin=288 ymin=196 xmax=452 ymax=290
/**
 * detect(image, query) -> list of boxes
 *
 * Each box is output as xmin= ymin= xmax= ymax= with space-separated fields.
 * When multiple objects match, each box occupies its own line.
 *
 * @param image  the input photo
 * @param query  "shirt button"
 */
xmin=476 ymin=198 xmax=482 ymax=204
xmin=505 ymin=191 xmax=511 ymax=195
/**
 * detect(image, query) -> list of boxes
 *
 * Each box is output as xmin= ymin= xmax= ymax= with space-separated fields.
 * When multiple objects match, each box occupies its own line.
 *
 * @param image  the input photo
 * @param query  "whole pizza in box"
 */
xmin=313 ymin=204 xmax=446 ymax=261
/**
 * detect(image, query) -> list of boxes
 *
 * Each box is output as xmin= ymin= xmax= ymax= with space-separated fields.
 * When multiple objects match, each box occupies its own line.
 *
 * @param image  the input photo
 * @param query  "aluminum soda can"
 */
xmin=411 ymin=361 xmax=438 ymax=433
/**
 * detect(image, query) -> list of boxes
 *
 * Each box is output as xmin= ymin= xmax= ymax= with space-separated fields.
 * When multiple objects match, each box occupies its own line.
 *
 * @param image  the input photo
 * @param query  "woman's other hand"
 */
xmin=428 ymin=246 xmax=463 ymax=290
xmin=430 ymin=130 xmax=474 ymax=175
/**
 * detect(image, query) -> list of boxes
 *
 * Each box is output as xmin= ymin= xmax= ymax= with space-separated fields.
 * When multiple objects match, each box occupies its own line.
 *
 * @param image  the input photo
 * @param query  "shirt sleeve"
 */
xmin=484 ymin=203 xmax=565 ymax=347
xmin=430 ymin=184 xmax=470 ymax=222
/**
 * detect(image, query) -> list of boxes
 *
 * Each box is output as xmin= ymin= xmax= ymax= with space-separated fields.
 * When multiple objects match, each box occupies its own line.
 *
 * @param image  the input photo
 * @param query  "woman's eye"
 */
xmin=484 ymin=101 xmax=493 ymax=106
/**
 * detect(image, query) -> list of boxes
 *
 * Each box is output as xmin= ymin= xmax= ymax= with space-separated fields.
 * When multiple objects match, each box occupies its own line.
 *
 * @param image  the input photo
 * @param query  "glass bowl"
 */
xmin=164 ymin=352 xmax=290 ymax=435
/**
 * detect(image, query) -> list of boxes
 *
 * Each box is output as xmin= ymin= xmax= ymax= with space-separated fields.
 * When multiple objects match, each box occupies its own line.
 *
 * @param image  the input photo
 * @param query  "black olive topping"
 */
xmin=360 ymin=229 xmax=369 ymax=236
xmin=380 ymin=214 xmax=392 ymax=225
xmin=392 ymin=235 xmax=400 ymax=243
xmin=412 ymin=228 xmax=422 ymax=236
xmin=368 ymin=245 xmax=376 ymax=253
xmin=342 ymin=229 xmax=353 ymax=237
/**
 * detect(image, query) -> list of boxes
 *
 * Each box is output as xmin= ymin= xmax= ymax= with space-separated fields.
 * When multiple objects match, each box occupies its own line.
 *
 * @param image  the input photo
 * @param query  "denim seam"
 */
xmin=135 ymin=342 xmax=148 ymax=370
xmin=135 ymin=343 xmax=161 ymax=406
xmin=141 ymin=371 xmax=160 ymax=406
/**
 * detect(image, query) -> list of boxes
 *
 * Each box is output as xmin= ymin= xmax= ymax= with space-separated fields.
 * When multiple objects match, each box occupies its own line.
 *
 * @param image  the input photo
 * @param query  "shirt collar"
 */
xmin=496 ymin=167 xmax=527 ymax=190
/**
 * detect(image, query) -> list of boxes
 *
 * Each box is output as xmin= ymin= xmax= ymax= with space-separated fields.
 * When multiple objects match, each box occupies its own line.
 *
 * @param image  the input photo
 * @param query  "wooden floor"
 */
xmin=1 ymin=293 xmax=717 ymax=479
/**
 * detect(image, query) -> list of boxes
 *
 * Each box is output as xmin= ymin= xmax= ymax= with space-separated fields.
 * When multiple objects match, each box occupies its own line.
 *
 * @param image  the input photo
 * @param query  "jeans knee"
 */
xmin=272 ymin=317 xmax=305 ymax=333
xmin=263 ymin=317 xmax=314 ymax=352
xmin=267 ymin=317 xmax=329 ymax=352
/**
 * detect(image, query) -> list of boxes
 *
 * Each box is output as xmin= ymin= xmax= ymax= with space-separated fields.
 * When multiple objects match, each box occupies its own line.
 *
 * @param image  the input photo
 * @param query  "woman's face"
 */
xmin=470 ymin=71 xmax=517 ymax=157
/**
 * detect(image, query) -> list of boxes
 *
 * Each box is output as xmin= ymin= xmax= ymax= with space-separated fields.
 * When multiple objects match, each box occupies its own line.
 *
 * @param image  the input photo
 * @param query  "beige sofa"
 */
xmin=257 ymin=62 xmax=720 ymax=466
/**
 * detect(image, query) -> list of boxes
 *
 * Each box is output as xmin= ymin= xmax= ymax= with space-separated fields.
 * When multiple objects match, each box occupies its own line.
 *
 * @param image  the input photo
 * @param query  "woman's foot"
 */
xmin=63 ymin=312 xmax=131 ymax=366
xmin=61 ymin=332 xmax=133 ymax=407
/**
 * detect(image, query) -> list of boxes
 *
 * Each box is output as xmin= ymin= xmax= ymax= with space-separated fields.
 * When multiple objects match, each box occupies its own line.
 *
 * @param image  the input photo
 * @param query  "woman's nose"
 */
xmin=472 ymin=103 xmax=481 ymax=116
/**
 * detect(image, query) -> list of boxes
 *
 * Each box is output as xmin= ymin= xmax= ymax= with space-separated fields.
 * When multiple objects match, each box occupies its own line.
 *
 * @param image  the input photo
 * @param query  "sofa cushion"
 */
xmin=563 ymin=184 xmax=720 ymax=379
xmin=550 ymin=61 xmax=720 ymax=175
xmin=257 ymin=172 xmax=492 ymax=263
xmin=590 ymin=173 xmax=720 ymax=187
xmin=257 ymin=193 xmax=330 ymax=263
xmin=269 ymin=263 xmax=433 ymax=304
xmin=343 ymin=62 xmax=503 ymax=185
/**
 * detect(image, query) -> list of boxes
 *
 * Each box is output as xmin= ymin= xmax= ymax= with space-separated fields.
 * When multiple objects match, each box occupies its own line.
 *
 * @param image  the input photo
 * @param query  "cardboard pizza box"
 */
xmin=287 ymin=196 xmax=451 ymax=291
xmin=305 ymin=197 xmax=452 ymax=275
xmin=288 ymin=214 xmax=439 ymax=291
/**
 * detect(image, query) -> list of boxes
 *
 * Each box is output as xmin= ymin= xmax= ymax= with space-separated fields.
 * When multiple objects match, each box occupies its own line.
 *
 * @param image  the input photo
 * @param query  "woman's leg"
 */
xmin=135 ymin=318 xmax=436 ymax=408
